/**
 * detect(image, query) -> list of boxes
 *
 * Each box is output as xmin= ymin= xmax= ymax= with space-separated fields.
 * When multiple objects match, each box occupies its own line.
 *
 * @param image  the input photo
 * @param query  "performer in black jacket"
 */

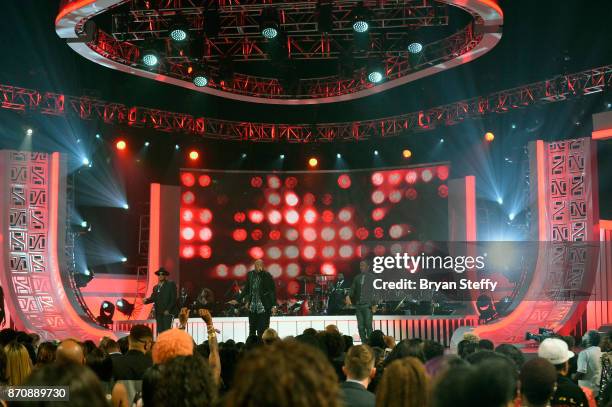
xmin=348 ymin=261 xmax=376 ymax=343
xmin=144 ymin=268 xmax=178 ymax=334
xmin=232 ymin=259 xmax=277 ymax=337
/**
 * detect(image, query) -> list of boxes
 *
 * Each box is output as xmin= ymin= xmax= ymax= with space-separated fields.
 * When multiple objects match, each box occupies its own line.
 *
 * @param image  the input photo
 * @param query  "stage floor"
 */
xmin=114 ymin=315 xmax=478 ymax=346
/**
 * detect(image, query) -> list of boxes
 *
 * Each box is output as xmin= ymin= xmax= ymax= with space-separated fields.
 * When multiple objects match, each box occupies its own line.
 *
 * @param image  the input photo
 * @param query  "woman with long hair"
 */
xmin=375 ymin=357 xmax=430 ymax=407
xmin=4 ymin=342 xmax=33 ymax=385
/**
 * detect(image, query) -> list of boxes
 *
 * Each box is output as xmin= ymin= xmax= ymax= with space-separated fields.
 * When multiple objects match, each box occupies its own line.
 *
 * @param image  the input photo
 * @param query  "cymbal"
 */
xmin=296 ymin=275 xmax=315 ymax=282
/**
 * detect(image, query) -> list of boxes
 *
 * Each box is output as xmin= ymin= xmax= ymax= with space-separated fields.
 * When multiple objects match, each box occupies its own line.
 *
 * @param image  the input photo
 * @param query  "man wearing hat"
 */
xmin=144 ymin=268 xmax=178 ymax=334
xmin=538 ymin=337 xmax=589 ymax=406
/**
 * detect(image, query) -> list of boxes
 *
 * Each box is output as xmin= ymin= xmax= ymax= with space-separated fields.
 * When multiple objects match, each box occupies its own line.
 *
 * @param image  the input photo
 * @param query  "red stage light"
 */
xmin=233 ymin=264 xmax=247 ymax=277
xmin=267 ymin=192 xmax=281 ymax=206
xmin=285 ymin=228 xmax=299 ymax=241
xmin=286 ymin=263 xmax=300 ymax=278
xmin=302 ymin=246 xmax=316 ymax=260
xmin=389 ymin=224 xmax=403 ymax=239
xmin=372 ymin=208 xmax=386 ymax=221
xmin=303 ymin=208 xmax=318 ymax=224
xmin=198 ymin=209 xmax=213 ymax=224
xmin=371 ymin=190 xmax=385 ymax=204
xmin=339 ymin=245 xmax=354 ymax=258
xmin=285 ymin=192 xmax=299 ymax=207
xmin=267 ymin=210 xmax=282 ymax=225
xmin=199 ymin=245 xmax=212 ymax=259
xmin=181 ymin=245 xmax=195 ymax=258
xmin=322 ymin=210 xmax=334 ymax=222
xmin=251 ymin=229 xmax=263 ymax=241
xmin=322 ymin=246 xmax=335 ymax=258
xmin=356 ymin=227 xmax=369 ymax=240
xmin=308 ymin=157 xmax=318 ymax=167
xmin=374 ymin=227 xmax=384 ymax=239
xmin=388 ymin=171 xmax=402 ymax=185
xmin=268 ymin=175 xmax=281 ymax=189
xmin=285 ymin=177 xmax=298 ymax=188
xmin=321 ymin=263 xmax=336 ymax=276
xmin=233 ymin=229 xmax=247 ymax=242
xmin=374 ymin=245 xmax=386 ymax=256
xmin=321 ymin=227 xmax=335 ymax=242
xmin=268 ymin=264 xmax=282 ymax=278
xmin=216 ymin=264 xmax=228 ymax=278
xmin=234 ymin=212 xmax=246 ymax=223
xmin=406 ymin=188 xmax=418 ymax=200
xmin=371 ymin=172 xmax=384 ymax=186
xmin=337 ymin=174 xmax=352 ymax=189
xmin=421 ymin=169 xmax=433 ymax=182
xmin=181 ymin=209 xmax=194 ymax=222
xmin=484 ymin=132 xmax=495 ymax=142
xmin=182 ymin=191 xmax=195 ymax=204
xmin=116 ymin=140 xmax=127 ymax=150
xmin=250 ymin=176 xmax=263 ymax=188
xmin=284 ymin=246 xmax=299 ymax=259
xmin=199 ymin=227 xmax=212 ymax=241
xmin=339 ymin=226 xmax=353 ymax=241
xmin=181 ymin=227 xmax=195 ymax=240
xmin=189 ymin=150 xmax=199 ymax=160
xmin=198 ymin=175 xmax=211 ymax=187
xmin=389 ymin=190 xmax=402 ymax=203
xmin=322 ymin=194 xmax=333 ymax=205
xmin=405 ymin=170 xmax=418 ymax=184
xmin=303 ymin=193 xmax=316 ymax=205
xmin=338 ymin=208 xmax=352 ymax=222
xmin=267 ymin=246 xmax=282 ymax=259
xmin=248 ymin=210 xmax=264 ymax=224
xmin=269 ymin=230 xmax=281 ymax=240
xmin=249 ymin=247 xmax=264 ymax=259
xmin=302 ymin=227 xmax=317 ymax=242
xmin=438 ymin=184 xmax=449 ymax=198
xmin=181 ymin=172 xmax=196 ymax=187
xmin=284 ymin=209 xmax=299 ymax=224
xmin=437 ymin=165 xmax=449 ymax=181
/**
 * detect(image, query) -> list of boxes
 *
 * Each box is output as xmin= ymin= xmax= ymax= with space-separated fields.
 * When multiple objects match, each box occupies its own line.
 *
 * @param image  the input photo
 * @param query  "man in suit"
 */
xmin=328 ymin=273 xmax=348 ymax=315
xmin=232 ymin=259 xmax=276 ymax=337
xmin=144 ymin=268 xmax=178 ymax=334
xmin=112 ymin=325 xmax=153 ymax=380
xmin=348 ymin=261 xmax=376 ymax=343
xmin=340 ymin=345 xmax=376 ymax=407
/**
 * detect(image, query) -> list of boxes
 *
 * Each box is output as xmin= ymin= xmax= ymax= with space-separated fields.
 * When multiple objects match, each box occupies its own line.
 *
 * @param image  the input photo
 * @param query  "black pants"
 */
xmin=156 ymin=313 xmax=173 ymax=335
xmin=248 ymin=311 xmax=270 ymax=337
xmin=355 ymin=305 xmax=373 ymax=343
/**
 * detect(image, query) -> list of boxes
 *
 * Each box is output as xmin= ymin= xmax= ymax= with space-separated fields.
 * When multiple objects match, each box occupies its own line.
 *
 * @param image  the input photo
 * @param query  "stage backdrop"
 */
xmin=178 ymin=164 xmax=450 ymax=305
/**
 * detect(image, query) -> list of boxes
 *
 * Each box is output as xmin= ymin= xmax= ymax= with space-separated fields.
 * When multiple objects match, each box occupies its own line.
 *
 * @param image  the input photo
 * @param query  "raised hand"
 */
xmin=198 ymin=308 xmax=213 ymax=326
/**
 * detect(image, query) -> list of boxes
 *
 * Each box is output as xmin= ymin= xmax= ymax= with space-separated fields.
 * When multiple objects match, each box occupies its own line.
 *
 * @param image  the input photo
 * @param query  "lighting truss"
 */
xmin=1 ymin=65 xmax=609 ymax=141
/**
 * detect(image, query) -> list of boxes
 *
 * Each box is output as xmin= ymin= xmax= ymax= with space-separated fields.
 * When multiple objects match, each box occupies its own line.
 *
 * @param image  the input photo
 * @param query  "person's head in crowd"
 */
xmin=371 ymin=346 xmax=385 ymax=368
xmin=376 ymin=357 xmax=430 ymax=407
xmin=4 ymin=341 xmax=33 ymax=385
xmin=520 ymin=357 xmax=557 ymax=407
xmin=262 ymin=328 xmax=280 ymax=345
xmin=433 ymin=364 xmax=474 ymax=407
xmin=458 ymin=339 xmax=478 ymax=359
xmin=117 ymin=335 xmax=129 ymax=354
xmin=465 ymin=350 xmax=512 ymax=366
xmin=495 ymin=344 xmax=525 ymax=370
xmin=149 ymin=355 xmax=217 ymax=407
xmin=343 ymin=345 xmax=375 ymax=385
xmin=152 ymin=328 xmax=193 ymax=364
xmin=196 ymin=342 xmax=210 ymax=359
xmin=581 ymin=330 xmax=601 ymax=348
xmin=224 ymin=340 xmax=341 ymax=407
xmin=303 ymin=328 xmax=317 ymax=337
xmin=128 ymin=324 xmax=153 ymax=354
xmin=325 ymin=324 xmax=340 ymax=334
xmin=14 ymin=362 xmax=108 ymax=407
xmin=55 ymin=339 xmax=85 ymax=365
xmin=318 ymin=330 xmax=345 ymax=359
xmin=245 ymin=334 xmax=263 ymax=352
xmin=0 ymin=346 xmax=7 ymax=383
xmin=28 ymin=333 xmax=41 ymax=349
xmin=385 ymin=338 xmax=425 ymax=365
xmin=601 ymin=332 xmax=612 ymax=352
xmin=384 ymin=335 xmax=396 ymax=350
xmin=35 ymin=341 xmax=57 ymax=367
xmin=425 ymin=354 xmax=467 ymax=379
xmin=219 ymin=346 xmax=240 ymax=390
xmin=0 ymin=329 xmax=17 ymax=347
xmin=141 ymin=364 xmax=164 ymax=407
xmin=423 ymin=340 xmax=444 ymax=361
xmin=98 ymin=336 xmax=112 ymax=351
xmin=368 ymin=330 xmax=386 ymax=349
xmin=86 ymin=348 xmax=113 ymax=383
xmin=560 ymin=335 xmax=576 ymax=350
xmin=101 ymin=339 xmax=121 ymax=355
xmin=295 ymin=333 xmax=323 ymax=353
xmin=463 ymin=333 xmax=480 ymax=343
xmin=538 ymin=338 xmax=574 ymax=376
xmin=82 ymin=339 xmax=97 ymax=355
xmin=343 ymin=335 xmax=354 ymax=352
xmin=478 ymin=339 xmax=494 ymax=350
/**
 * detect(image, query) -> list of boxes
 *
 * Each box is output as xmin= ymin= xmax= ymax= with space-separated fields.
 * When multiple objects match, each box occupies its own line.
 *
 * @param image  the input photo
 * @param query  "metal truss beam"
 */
xmin=2 ymin=65 xmax=609 ymax=141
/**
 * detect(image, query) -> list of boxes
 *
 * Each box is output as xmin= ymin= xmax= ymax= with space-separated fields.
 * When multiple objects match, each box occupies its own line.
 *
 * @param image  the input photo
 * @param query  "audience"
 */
xmin=262 ymin=327 xmax=280 ymax=345
xmin=151 ymin=327 xmax=193 ymax=364
xmin=112 ymin=324 xmax=153 ymax=380
xmin=599 ymin=332 xmax=612 ymax=406
xmin=35 ymin=341 xmax=57 ymax=367
xmin=576 ymin=330 xmax=602 ymax=398
xmin=4 ymin=342 xmax=32 ymax=385
xmin=55 ymin=338 xmax=85 ymax=365
xmin=376 ymin=356 xmax=430 ymax=407
xmin=340 ymin=345 xmax=376 ymax=407
xmin=520 ymin=357 xmax=557 ymax=407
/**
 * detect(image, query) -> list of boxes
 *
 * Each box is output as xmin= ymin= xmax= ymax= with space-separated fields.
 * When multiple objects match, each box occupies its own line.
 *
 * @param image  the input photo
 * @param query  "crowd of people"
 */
xmin=0 ymin=309 xmax=611 ymax=407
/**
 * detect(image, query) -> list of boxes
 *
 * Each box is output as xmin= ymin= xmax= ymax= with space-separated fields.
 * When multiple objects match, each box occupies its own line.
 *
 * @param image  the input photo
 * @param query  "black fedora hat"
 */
xmin=154 ymin=268 xmax=170 ymax=276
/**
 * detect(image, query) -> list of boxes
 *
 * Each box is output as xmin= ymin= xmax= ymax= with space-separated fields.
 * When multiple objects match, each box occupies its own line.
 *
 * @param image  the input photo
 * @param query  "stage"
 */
xmin=113 ymin=315 xmax=479 ymax=346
